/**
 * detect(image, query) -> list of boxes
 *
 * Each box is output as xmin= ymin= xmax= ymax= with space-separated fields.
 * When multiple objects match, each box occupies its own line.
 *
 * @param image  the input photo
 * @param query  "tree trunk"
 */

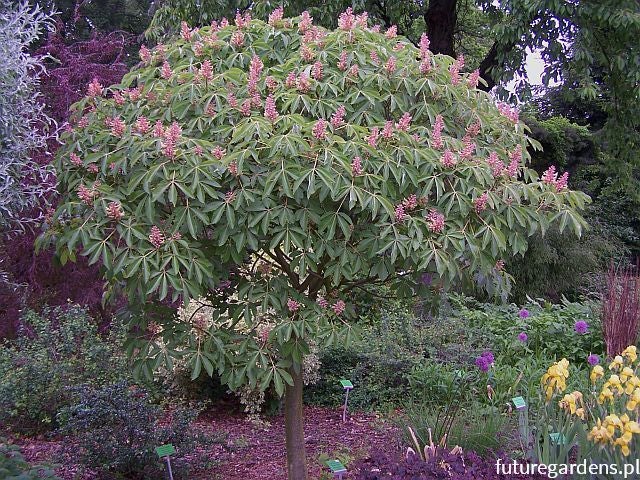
xmin=284 ymin=366 xmax=308 ymax=480
xmin=424 ymin=0 xmax=458 ymax=57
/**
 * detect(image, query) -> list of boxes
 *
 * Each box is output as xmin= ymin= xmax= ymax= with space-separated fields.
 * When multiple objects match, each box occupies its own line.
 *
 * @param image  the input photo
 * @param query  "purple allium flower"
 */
xmin=518 ymin=332 xmax=528 ymax=343
xmin=588 ymin=354 xmax=600 ymax=366
xmin=574 ymin=320 xmax=589 ymax=335
xmin=475 ymin=356 xmax=490 ymax=372
xmin=481 ymin=350 xmax=495 ymax=364
xmin=518 ymin=308 xmax=530 ymax=319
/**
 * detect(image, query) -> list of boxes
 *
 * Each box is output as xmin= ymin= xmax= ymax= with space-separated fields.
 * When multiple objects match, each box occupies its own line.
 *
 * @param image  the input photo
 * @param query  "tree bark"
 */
xmin=424 ymin=0 xmax=458 ymax=57
xmin=284 ymin=366 xmax=308 ymax=480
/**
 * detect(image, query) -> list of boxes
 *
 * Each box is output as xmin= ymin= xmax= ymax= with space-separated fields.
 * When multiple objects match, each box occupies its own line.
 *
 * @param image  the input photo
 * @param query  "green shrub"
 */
xmin=0 ymin=306 xmax=128 ymax=433
xmin=0 ymin=438 xmax=60 ymax=479
xmin=57 ymin=381 xmax=220 ymax=479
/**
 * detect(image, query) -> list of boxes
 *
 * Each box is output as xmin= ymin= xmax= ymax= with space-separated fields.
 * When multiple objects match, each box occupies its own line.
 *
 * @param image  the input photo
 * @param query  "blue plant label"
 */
xmin=512 ymin=396 xmax=526 ymax=410
xmin=155 ymin=444 xmax=176 ymax=458
xmin=339 ymin=379 xmax=353 ymax=389
xmin=327 ymin=459 xmax=347 ymax=473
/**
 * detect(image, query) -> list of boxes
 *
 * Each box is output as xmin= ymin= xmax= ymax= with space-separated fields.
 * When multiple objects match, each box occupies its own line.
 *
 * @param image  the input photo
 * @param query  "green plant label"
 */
xmin=339 ymin=379 xmax=353 ymax=389
xmin=155 ymin=444 xmax=176 ymax=458
xmin=511 ymin=396 xmax=526 ymax=410
xmin=549 ymin=432 xmax=567 ymax=445
xmin=326 ymin=459 xmax=347 ymax=473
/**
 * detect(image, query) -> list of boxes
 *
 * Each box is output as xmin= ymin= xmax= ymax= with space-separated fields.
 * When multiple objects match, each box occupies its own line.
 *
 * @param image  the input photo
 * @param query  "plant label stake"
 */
xmin=155 ymin=444 xmax=176 ymax=480
xmin=340 ymin=379 xmax=353 ymax=423
xmin=512 ymin=397 xmax=531 ymax=458
xmin=326 ymin=459 xmax=347 ymax=479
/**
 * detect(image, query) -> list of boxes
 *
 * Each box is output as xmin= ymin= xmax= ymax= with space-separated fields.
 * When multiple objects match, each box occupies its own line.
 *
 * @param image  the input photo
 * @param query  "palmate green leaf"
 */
xmin=49 ymin=12 xmax=589 ymax=394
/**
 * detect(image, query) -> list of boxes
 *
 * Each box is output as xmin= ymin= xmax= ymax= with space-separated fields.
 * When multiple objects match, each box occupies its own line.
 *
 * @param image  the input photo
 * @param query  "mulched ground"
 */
xmin=11 ymin=406 xmax=400 ymax=480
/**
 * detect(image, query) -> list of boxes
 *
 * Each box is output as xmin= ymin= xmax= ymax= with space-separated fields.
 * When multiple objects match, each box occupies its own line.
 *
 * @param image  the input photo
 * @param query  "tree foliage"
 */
xmin=0 ymin=1 xmax=54 ymax=233
xmin=46 ymin=8 xmax=587 ymax=395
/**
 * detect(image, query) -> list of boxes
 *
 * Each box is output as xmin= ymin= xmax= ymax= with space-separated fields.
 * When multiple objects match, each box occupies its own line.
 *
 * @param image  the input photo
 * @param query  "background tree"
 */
xmin=45 ymin=10 xmax=587 ymax=478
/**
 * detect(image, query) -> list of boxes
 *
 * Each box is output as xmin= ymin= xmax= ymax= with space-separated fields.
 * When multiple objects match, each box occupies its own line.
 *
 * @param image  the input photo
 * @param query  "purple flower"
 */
xmin=518 ymin=308 xmax=530 ymax=319
xmin=475 ymin=350 xmax=494 ymax=372
xmin=518 ymin=332 xmax=528 ymax=343
xmin=588 ymin=354 xmax=600 ymax=366
xmin=475 ymin=356 xmax=490 ymax=372
xmin=419 ymin=272 xmax=433 ymax=286
xmin=481 ymin=350 xmax=495 ymax=364
xmin=574 ymin=320 xmax=589 ymax=335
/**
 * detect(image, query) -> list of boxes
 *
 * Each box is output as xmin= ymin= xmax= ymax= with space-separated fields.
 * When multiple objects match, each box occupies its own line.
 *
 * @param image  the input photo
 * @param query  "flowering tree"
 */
xmin=47 ymin=9 xmax=588 ymax=479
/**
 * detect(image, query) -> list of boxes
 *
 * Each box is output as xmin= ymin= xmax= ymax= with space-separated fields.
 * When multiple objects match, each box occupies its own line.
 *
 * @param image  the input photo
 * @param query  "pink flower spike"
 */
xmin=139 ymin=45 xmax=151 ymax=63
xmin=106 ymin=201 xmax=124 ymax=221
xmin=385 ymin=25 xmax=397 ymax=38
xmin=70 ymin=152 xmax=83 ymax=166
xmin=338 ymin=7 xmax=356 ymax=31
xmin=299 ymin=11 xmax=313 ymax=33
xmin=312 ymin=61 xmax=323 ymax=80
xmin=555 ymin=172 xmax=569 ymax=191
xmin=396 ymin=112 xmax=412 ymax=132
xmin=264 ymin=95 xmax=278 ymax=123
xmin=384 ymin=56 xmax=397 ymax=74
xmin=351 ymin=156 xmax=363 ymax=176
xmin=338 ymin=51 xmax=348 ymax=71
xmin=268 ymin=6 xmax=284 ymax=26
xmin=542 ymin=165 xmax=558 ymax=184
xmin=287 ymin=298 xmax=301 ymax=312
xmin=441 ymin=149 xmax=456 ymax=168
xmin=468 ymin=69 xmax=480 ymax=88
xmin=87 ymin=78 xmax=103 ymax=97
xmin=419 ymin=33 xmax=430 ymax=59
xmin=366 ymin=127 xmax=379 ymax=147
xmin=382 ymin=121 xmax=394 ymax=139
xmin=331 ymin=106 xmax=346 ymax=128
xmin=160 ymin=61 xmax=172 ymax=79
xmin=474 ymin=192 xmax=489 ymax=213
xmin=317 ymin=297 xmax=329 ymax=308
xmin=312 ymin=119 xmax=328 ymax=140
xmin=427 ymin=210 xmax=445 ymax=233
xmin=149 ymin=226 xmax=165 ymax=248
xmin=333 ymin=300 xmax=346 ymax=315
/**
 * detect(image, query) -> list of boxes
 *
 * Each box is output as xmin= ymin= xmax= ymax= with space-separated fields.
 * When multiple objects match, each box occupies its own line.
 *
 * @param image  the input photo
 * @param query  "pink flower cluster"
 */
xmin=248 ymin=55 xmax=263 ymax=96
xmin=541 ymin=166 xmax=569 ymax=191
xmin=449 ymin=54 xmax=464 ymax=85
xmin=235 ymin=11 xmax=251 ymax=28
xmin=370 ymin=50 xmax=380 ymax=64
xmin=431 ymin=115 xmax=444 ymax=149
xmin=133 ymin=117 xmax=150 ymax=136
xmin=87 ymin=78 xmax=103 ymax=97
xmin=264 ymin=95 xmax=278 ymax=122
xmin=287 ymin=298 xmax=301 ymax=312
xmin=338 ymin=51 xmax=348 ymax=71
xmin=468 ymin=69 xmax=480 ymax=88
xmin=396 ymin=112 xmax=412 ymax=132
xmin=312 ymin=119 xmax=328 ymax=139
xmin=193 ymin=41 xmax=204 ymax=56
xmin=161 ymin=61 xmax=172 ymax=79
xmin=366 ymin=127 xmax=379 ymax=147
xmin=285 ymin=71 xmax=297 ymax=88
xmin=78 ymin=183 xmax=99 ymax=204
xmin=311 ymin=61 xmax=323 ymax=80
xmin=212 ymin=146 xmax=226 ymax=159
xmin=301 ymin=44 xmax=315 ymax=62
xmin=382 ymin=121 xmax=394 ymax=139
xmin=299 ymin=11 xmax=313 ymax=32
xmin=349 ymin=64 xmax=359 ymax=78
xmin=459 ymin=141 xmax=476 ymax=160
xmin=441 ymin=149 xmax=456 ymax=168
xmin=395 ymin=195 xmax=418 ymax=222
xmin=426 ymin=210 xmax=445 ymax=233
xmin=331 ymin=106 xmax=346 ymax=128
xmin=268 ymin=6 xmax=284 ymax=26
xmin=162 ymin=122 xmax=182 ymax=158
xmin=385 ymin=25 xmax=397 ymax=38
xmin=487 ymin=152 xmax=504 ymax=177
xmin=474 ymin=192 xmax=489 ymax=213
xmin=497 ymin=102 xmax=519 ymax=123
xmin=70 ymin=152 xmax=83 ymax=166
xmin=266 ymin=75 xmax=278 ymax=90
xmin=333 ymin=300 xmax=346 ymax=315
xmin=153 ymin=120 xmax=165 ymax=137
xmin=419 ymin=33 xmax=430 ymax=58
xmin=338 ymin=7 xmax=356 ymax=31
xmin=180 ymin=21 xmax=193 ymax=41
xmin=139 ymin=45 xmax=151 ymax=63
xmin=297 ymin=72 xmax=311 ymax=92
xmin=351 ymin=156 xmax=363 ymax=176
xmin=224 ymin=190 xmax=236 ymax=203
xmin=199 ymin=60 xmax=214 ymax=81
xmin=228 ymin=161 xmax=238 ymax=176
xmin=106 ymin=117 xmax=126 ymax=137
xmin=231 ymin=30 xmax=245 ymax=47
xmin=149 ymin=226 xmax=165 ymax=248
xmin=106 ymin=201 xmax=124 ymax=221
xmin=385 ymin=56 xmax=396 ymax=74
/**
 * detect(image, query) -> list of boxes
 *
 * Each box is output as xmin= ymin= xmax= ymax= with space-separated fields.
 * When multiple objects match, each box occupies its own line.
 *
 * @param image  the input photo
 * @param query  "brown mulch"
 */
xmin=10 ymin=406 xmax=400 ymax=480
